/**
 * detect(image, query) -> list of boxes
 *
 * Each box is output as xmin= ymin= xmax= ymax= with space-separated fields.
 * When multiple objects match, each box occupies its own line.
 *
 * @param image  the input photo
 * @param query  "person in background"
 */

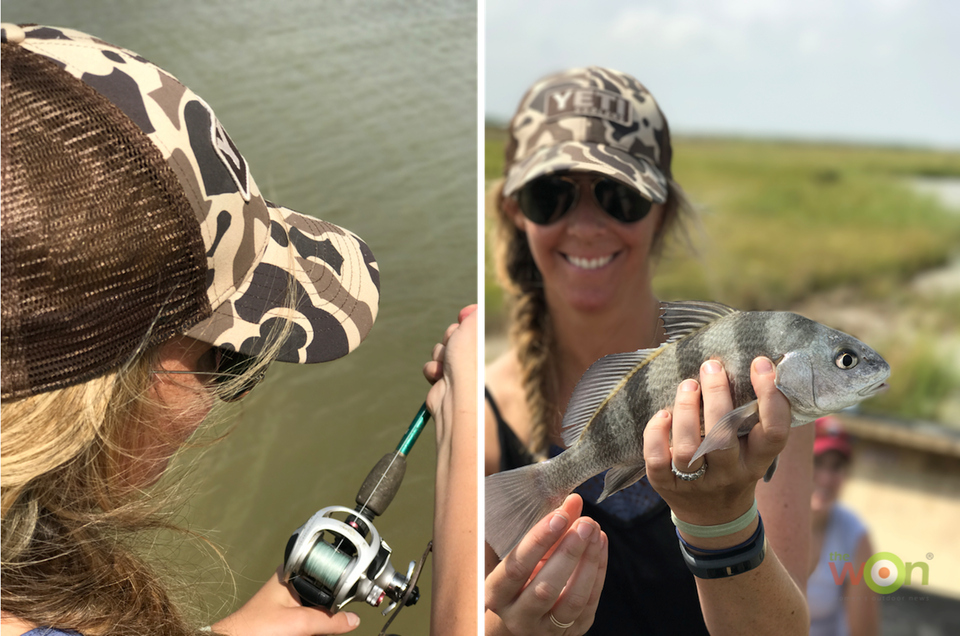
xmin=808 ymin=416 xmax=879 ymax=636
xmin=1 ymin=24 xmax=475 ymax=636
xmin=484 ymin=66 xmax=813 ymax=635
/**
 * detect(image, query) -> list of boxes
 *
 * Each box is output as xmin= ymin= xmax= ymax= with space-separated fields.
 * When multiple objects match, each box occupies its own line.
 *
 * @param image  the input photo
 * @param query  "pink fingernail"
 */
xmin=702 ymin=360 xmax=722 ymax=374
xmin=681 ymin=379 xmax=699 ymax=392
xmin=549 ymin=513 xmax=568 ymax=533
xmin=346 ymin=613 xmax=360 ymax=627
xmin=755 ymin=357 xmax=774 ymax=375
xmin=658 ymin=409 xmax=670 ymax=418
xmin=577 ymin=521 xmax=595 ymax=541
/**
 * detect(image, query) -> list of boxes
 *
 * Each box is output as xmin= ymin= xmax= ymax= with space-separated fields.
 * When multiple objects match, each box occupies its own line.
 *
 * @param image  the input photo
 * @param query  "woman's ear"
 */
xmin=503 ymin=196 xmax=527 ymax=232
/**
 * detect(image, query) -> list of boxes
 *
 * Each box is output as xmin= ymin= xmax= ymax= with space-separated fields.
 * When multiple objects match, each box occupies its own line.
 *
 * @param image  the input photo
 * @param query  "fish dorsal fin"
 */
xmin=561 ymin=349 xmax=658 ymax=448
xmin=660 ymin=300 xmax=739 ymax=344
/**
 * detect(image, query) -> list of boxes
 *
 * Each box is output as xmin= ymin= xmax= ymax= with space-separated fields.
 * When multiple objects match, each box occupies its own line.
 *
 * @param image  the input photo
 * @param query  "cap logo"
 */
xmin=544 ymin=87 xmax=632 ymax=126
xmin=210 ymin=112 xmax=251 ymax=202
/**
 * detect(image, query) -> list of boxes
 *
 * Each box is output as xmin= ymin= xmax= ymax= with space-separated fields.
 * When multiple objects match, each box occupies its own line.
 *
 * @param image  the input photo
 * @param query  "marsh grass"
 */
xmin=486 ymin=131 xmax=960 ymax=312
xmin=860 ymin=335 xmax=960 ymax=426
xmin=652 ymin=139 xmax=960 ymax=307
xmin=485 ymin=130 xmax=960 ymax=423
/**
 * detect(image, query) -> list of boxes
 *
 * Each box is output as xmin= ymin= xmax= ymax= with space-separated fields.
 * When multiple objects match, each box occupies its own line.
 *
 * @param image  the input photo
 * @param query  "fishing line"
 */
xmin=354 ymin=452 xmax=400 ymax=522
xmin=333 ymin=451 xmax=401 ymax=554
xmin=336 ymin=403 xmax=430 ymax=552
xmin=286 ymin=402 xmax=433 ymax=618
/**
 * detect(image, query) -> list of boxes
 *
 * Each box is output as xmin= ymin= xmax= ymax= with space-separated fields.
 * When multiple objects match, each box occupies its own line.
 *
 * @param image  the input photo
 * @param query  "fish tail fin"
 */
xmin=485 ymin=463 xmax=568 ymax=559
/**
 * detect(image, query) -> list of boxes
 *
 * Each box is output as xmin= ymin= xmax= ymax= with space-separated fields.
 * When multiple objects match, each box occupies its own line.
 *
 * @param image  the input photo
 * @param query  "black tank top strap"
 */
xmin=485 ymin=387 xmax=536 ymax=471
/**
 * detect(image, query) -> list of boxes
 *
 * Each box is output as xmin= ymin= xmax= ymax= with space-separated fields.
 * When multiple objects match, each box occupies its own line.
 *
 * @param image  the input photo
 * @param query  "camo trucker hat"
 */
xmin=503 ymin=66 xmax=673 ymax=204
xmin=0 ymin=24 xmax=380 ymax=401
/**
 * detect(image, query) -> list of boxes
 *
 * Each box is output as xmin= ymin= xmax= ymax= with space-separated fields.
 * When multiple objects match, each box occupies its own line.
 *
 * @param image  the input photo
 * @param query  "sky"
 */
xmin=485 ymin=0 xmax=960 ymax=149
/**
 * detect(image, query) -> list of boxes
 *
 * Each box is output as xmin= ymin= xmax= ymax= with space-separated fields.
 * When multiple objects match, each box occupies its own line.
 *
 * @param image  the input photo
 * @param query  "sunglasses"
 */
xmin=515 ymin=174 xmax=655 ymax=225
xmin=152 ymin=347 xmax=267 ymax=403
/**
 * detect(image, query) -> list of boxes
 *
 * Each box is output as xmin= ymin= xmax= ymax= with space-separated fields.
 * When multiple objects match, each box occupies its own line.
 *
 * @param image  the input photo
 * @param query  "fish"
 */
xmin=485 ymin=300 xmax=890 ymax=559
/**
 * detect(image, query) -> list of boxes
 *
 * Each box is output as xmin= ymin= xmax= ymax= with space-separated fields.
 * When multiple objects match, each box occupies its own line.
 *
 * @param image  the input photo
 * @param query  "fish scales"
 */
xmin=512 ymin=313 xmax=784 ymax=511
xmin=642 ymin=337 xmax=682 ymax=416
xmin=485 ymin=301 xmax=890 ymax=558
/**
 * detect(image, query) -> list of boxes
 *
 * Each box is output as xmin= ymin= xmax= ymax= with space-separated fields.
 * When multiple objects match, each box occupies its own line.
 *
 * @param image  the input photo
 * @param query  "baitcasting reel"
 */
xmin=283 ymin=505 xmax=418 ymax=613
xmin=283 ymin=404 xmax=432 ymax=619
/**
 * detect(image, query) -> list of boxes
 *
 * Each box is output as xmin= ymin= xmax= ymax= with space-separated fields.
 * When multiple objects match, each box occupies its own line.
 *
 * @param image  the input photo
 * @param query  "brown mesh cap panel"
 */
xmin=1 ymin=44 xmax=210 ymax=401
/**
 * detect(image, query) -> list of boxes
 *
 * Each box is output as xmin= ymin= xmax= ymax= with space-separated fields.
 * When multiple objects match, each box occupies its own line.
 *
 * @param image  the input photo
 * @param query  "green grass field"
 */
xmin=487 ymin=130 xmax=960 ymax=312
xmin=485 ymin=129 xmax=960 ymax=424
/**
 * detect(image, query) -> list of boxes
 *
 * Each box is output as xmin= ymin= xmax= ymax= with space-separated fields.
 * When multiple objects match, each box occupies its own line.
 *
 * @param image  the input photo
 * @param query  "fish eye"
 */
xmin=835 ymin=350 xmax=859 ymax=370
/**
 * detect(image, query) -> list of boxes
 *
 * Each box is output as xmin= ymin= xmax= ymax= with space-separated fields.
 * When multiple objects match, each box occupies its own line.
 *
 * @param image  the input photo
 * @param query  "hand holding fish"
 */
xmin=485 ymin=495 xmax=607 ymax=636
xmin=485 ymin=301 xmax=890 ymax=560
xmin=643 ymin=356 xmax=791 ymax=535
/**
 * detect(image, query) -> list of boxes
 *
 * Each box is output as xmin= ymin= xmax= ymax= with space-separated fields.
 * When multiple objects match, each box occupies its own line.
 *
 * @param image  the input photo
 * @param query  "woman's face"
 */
xmin=125 ymin=336 xmax=219 ymax=487
xmin=507 ymin=173 xmax=664 ymax=314
xmin=811 ymin=450 xmax=849 ymax=513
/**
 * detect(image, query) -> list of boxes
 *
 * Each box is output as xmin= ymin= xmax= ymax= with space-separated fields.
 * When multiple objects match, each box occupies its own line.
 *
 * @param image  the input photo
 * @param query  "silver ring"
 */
xmin=671 ymin=458 xmax=707 ymax=481
xmin=549 ymin=613 xmax=576 ymax=629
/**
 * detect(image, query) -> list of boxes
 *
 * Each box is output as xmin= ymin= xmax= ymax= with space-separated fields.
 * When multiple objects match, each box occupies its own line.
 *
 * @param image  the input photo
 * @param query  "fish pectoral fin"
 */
xmin=561 ymin=349 xmax=657 ymax=448
xmin=763 ymin=455 xmax=780 ymax=482
xmin=598 ymin=464 xmax=647 ymax=502
xmin=660 ymin=300 xmax=739 ymax=344
xmin=691 ymin=400 xmax=760 ymax=464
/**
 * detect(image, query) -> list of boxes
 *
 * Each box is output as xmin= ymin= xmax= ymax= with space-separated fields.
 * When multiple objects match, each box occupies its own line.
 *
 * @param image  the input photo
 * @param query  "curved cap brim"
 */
xmin=186 ymin=203 xmax=380 ymax=364
xmin=503 ymin=141 xmax=668 ymax=205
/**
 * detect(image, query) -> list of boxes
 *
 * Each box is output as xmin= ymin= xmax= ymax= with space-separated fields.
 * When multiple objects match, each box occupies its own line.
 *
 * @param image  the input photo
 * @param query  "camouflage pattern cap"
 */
xmin=503 ymin=66 xmax=673 ymax=204
xmin=1 ymin=24 xmax=380 ymax=400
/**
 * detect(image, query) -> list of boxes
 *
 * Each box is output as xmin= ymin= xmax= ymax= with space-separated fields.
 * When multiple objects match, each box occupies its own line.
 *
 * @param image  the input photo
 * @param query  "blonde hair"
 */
xmin=490 ymin=177 xmax=694 ymax=456
xmin=1 ymin=310 xmax=293 ymax=635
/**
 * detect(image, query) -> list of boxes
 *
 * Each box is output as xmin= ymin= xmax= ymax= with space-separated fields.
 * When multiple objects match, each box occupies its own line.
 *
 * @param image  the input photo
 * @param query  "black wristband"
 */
xmin=677 ymin=516 xmax=767 ymax=579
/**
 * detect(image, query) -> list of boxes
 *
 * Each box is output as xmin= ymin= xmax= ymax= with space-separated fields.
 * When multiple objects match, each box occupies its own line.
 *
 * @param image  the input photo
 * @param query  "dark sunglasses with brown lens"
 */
xmin=516 ymin=173 xmax=655 ymax=225
xmin=151 ymin=346 xmax=266 ymax=403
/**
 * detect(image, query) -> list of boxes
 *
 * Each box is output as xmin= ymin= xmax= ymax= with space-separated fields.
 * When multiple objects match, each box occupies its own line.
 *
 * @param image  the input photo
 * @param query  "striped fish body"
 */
xmin=485 ymin=301 xmax=890 ymax=558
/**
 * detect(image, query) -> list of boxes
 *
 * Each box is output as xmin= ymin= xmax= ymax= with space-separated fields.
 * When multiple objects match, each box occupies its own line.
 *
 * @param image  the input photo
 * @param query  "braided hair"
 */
xmin=490 ymin=177 xmax=692 ymax=456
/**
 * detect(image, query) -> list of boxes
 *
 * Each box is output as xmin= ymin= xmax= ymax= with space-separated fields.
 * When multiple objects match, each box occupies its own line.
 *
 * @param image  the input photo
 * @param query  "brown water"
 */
xmin=3 ymin=1 xmax=478 ymax=633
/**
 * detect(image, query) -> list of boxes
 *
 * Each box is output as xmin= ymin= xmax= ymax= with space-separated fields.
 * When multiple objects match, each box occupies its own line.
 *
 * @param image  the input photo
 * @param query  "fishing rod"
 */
xmin=282 ymin=403 xmax=433 ymax=632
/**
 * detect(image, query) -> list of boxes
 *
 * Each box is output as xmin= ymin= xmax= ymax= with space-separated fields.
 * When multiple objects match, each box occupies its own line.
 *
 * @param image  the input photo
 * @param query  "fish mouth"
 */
xmin=858 ymin=381 xmax=889 ymax=397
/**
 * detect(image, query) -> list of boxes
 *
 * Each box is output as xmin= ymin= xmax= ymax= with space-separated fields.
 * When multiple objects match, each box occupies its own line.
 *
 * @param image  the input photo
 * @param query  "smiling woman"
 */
xmin=489 ymin=66 xmax=693 ymax=467
xmin=505 ymin=171 xmax=664 ymax=314
xmin=484 ymin=66 xmax=813 ymax=636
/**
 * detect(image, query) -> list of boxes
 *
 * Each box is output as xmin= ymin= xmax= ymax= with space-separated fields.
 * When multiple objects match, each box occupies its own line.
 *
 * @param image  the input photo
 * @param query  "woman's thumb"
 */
xmin=295 ymin=608 xmax=361 ymax=635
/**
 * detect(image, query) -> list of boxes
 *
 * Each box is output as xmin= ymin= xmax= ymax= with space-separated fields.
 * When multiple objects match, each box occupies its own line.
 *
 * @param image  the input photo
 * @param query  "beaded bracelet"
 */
xmin=677 ymin=514 xmax=767 ymax=579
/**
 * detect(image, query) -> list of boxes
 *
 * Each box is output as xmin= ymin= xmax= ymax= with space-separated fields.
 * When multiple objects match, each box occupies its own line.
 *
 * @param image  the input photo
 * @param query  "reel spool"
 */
xmin=284 ymin=506 xmax=418 ymax=614
xmin=283 ymin=403 xmax=431 ymax=624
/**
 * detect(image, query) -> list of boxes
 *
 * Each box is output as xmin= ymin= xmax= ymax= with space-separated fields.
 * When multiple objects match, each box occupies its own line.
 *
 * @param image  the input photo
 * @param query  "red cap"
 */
xmin=814 ymin=416 xmax=852 ymax=458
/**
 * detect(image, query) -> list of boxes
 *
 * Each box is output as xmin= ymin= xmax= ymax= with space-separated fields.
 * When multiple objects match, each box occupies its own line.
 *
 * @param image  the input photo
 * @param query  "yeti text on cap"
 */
xmin=544 ymin=87 xmax=632 ymax=126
